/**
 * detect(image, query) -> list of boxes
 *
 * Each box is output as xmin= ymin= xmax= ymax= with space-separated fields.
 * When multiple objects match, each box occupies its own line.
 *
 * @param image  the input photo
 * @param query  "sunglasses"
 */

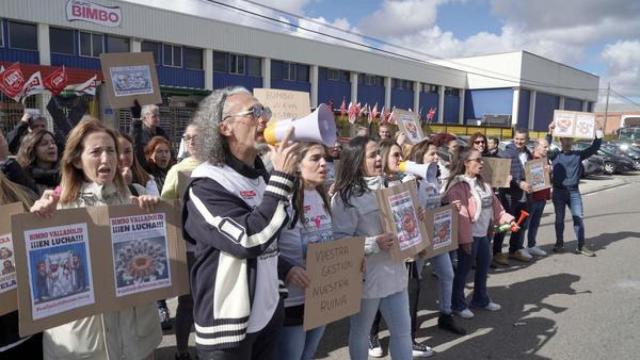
xmin=223 ymin=105 xmax=272 ymax=121
xmin=473 ymin=140 xmax=486 ymax=144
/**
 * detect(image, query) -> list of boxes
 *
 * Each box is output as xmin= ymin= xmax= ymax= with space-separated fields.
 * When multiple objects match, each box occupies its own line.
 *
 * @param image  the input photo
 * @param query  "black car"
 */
xmin=581 ymin=154 xmax=606 ymax=178
xmin=604 ymin=142 xmax=640 ymax=170
xmin=573 ymin=143 xmax=635 ymax=174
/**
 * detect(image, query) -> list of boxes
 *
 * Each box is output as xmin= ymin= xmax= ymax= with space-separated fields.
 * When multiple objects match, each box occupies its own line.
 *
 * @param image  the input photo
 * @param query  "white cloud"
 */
xmin=600 ymin=40 xmax=640 ymax=98
xmin=359 ymin=0 xmax=447 ymax=37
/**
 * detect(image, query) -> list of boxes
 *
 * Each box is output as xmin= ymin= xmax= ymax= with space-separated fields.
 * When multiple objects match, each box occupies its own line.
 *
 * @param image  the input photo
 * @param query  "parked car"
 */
xmin=573 ymin=143 xmax=635 ymax=174
xmin=603 ymin=142 xmax=640 ymax=170
xmin=581 ymin=154 xmax=606 ymax=178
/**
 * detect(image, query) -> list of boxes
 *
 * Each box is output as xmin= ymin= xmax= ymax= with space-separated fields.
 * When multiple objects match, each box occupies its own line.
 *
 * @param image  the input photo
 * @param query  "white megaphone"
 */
xmin=399 ymin=161 xmax=438 ymax=182
xmin=263 ymin=103 xmax=337 ymax=147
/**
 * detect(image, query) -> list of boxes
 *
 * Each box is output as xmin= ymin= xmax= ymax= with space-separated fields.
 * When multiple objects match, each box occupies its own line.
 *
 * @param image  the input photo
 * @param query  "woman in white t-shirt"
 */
xmin=278 ymin=142 xmax=334 ymax=360
xmin=444 ymin=149 xmax=515 ymax=319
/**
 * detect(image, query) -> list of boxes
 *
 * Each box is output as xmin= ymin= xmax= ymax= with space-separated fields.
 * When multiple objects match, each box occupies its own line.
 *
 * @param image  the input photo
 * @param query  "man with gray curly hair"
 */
xmin=183 ymin=86 xmax=299 ymax=360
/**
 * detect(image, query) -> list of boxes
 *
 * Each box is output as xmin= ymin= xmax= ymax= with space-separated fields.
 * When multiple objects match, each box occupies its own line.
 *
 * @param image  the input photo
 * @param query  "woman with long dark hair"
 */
xmin=277 ymin=142 xmax=333 ymax=359
xmin=117 ymin=133 xmax=160 ymax=196
xmin=15 ymin=129 xmax=60 ymax=195
xmin=444 ymin=148 xmax=515 ymax=319
xmin=332 ymin=136 xmax=412 ymax=360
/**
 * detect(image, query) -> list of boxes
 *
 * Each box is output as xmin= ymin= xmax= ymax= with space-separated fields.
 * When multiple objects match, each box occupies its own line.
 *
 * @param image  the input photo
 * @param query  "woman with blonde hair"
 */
xmin=31 ymin=117 xmax=162 ymax=360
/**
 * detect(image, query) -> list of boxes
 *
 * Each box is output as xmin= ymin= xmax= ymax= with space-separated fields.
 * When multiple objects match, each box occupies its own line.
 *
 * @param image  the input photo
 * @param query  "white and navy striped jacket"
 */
xmin=182 ymin=155 xmax=295 ymax=353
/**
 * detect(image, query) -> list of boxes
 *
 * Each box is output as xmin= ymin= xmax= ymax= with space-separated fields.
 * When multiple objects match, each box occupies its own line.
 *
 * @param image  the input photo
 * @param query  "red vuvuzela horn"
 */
xmin=511 ymin=210 xmax=530 ymax=232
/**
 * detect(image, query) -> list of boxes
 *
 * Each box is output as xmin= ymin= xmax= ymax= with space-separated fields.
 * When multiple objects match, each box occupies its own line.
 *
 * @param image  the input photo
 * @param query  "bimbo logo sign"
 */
xmin=66 ymin=0 xmax=122 ymax=27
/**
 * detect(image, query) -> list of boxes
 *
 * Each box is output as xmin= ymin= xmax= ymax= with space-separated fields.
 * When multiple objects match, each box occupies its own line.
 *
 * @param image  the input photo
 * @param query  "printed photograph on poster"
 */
xmin=554 ymin=112 xmax=575 ymax=138
xmin=575 ymin=113 xmax=596 ymax=138
xmin=387 ymin=191 xmax=422 ymax=251
xmin=110 ymin=213 xmax=171 ymax=297
xmin=109 ymin=65 xmax=153 ymax=97
xmin=432 ymin=209 xmax=453 ymax=250
xmin=528 ymin=161 xmax=546 ymax=191
xmin=395 ymin=109 xmax=424 ymax=144
xmin=0 ymin=233 xmax=17 ymax=293
xmin=25 ymin=223 xmax=94 ymax=320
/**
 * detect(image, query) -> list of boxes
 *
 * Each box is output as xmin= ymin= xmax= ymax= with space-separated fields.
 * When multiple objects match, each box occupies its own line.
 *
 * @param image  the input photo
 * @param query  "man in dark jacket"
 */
xmin=6 ymin=112 xmax=46 ymax=155
xmin=129 ymin=103 xmax=170 ymax=167
xmin=496 ymin=128 xmax=533 ymax=263
xmin=546 ymin=121 xmax=602 ymax=256
xmin=183 ymin=86 xmax=298 ymax=360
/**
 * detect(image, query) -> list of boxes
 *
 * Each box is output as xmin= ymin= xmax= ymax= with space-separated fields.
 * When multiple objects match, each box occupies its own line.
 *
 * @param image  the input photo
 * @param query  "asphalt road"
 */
xmin=156 ymin=174 xmax=640 ymax=360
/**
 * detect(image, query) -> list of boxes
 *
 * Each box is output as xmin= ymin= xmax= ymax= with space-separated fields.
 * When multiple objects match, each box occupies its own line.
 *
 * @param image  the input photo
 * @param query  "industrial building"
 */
xmin=1 ymin=0 xmax=600 ymax=140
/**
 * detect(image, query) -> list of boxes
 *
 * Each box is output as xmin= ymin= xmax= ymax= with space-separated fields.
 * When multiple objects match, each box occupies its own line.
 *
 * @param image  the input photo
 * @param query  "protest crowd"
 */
xmin=0 ymin=84 xmax=606 ymax=360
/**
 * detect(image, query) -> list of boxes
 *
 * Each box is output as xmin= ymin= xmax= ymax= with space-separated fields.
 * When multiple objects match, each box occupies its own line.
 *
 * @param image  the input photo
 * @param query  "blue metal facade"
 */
xmin=0 ymin=20 xmax=39 ymax=64
xmin=534 ymin=92 xmax=559 ymax=131
xmin=564 ymin=97 xmax=582 ymax=111
xmin=391 ymin=88 xmax=413 ymax=110
xmin=358 ymin=84 xmax=384 ymax=108
xmin=587 ymin=102 xmax=593 ymax=112
xmin=517 ymin=89 xmax=530 ymax=129
xmin=443 ymin=95 xmax=460 ymax=123
xmin=270 ymin=60 xmax=310 ymax=92
xmin=318 ymin=67 xmax=350 ymax=105
xmin=463 ymin=88 xmax=513 ymax=122
xmin=419 ymin=91 xmax=439 ymax=121
xmin=213 ymin=73 xmax=261 ymax=91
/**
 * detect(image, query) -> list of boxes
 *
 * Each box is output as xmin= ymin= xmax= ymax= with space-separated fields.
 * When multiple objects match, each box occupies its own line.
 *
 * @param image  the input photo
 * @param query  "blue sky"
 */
xmin=126 ymin=0 xmax=640 ymax=103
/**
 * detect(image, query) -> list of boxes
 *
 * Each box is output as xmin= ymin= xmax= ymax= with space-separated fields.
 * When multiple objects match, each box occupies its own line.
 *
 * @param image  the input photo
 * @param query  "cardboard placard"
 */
xmin=525 ymin=158 xmax=551 ymax=192
xmin=100 ymin=52 xmax=162 ymax=109
xmin=553 ymin=110 xmax=596 ymax=139
xmin=375 ymin=180 xmax=430 ymax=262
xmin=12 ymin=201 xmax=188 ymax=336
xmin=0 ymin=203 xmax=25 ymax=316
xmin=422 ymin=204 xmax=459 ymax=259
xmin=394 ymin=109 xmax=424 ymax=144
xmin=303 ymin=237 xmax=364 ymax=331
xmin=253 ymin=88 xmax=311 ymax=121
xmin=481 ymin=158 xmax=512 ymax=188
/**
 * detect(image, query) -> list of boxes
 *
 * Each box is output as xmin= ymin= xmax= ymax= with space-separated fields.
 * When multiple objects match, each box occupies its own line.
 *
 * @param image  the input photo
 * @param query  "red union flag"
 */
xmin=43 ymin=66 xmax=68 ymax=95
xmin=0 ymin=63 xmax=26 ymax=101
xmin=21 ymin=71 xmax=45 ymax=103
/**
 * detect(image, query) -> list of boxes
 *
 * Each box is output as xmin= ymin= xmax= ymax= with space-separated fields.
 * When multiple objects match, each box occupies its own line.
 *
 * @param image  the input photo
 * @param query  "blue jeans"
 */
xmin=552 ymin=188 xmax=585 ymax=248
xmin=349 ymin=290 xmax=412 ymax=360
xmin=431 ymin=253 xmax=454 ymax=314
xmin=278 ymin=324 xmax=325 ymax=360
xmin=527 ymin=200 xmax=547 ymax=248
xmin=452 ymin=236 xmax=492 ymax=312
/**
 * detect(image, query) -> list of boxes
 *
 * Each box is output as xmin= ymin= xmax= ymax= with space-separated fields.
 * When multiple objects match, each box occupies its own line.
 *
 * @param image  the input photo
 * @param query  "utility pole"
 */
xmin=603 ymin=82 xmax=610 ymax=131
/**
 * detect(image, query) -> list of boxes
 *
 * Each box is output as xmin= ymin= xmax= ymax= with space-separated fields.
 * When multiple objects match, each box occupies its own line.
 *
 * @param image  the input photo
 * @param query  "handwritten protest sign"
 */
xmin=12 ymin=201 xmax=188 ymax=336
xmin=0 ymin=203 xmax=25 ymax=316
xmin=394 ymin=109 xmax=424 ymax=144
xmin=375 ymin=180 xmax=430 ymax=262
xmin=303 ymin=237 xmax=364 ymax=330
xmin=422 ymin=204 xmax=459 ymax=259
xmin=481 ymin=158 xmax=512 ymax=188
xmin=553 ymin=110 xmax=596 ymax=139
xmin=253 ymin=88 xmax=311 ymax=120
xmin=100 ymin=52 xmax=161 ymax=108
xmin=525 ymin=158 xmax=551 ymax=192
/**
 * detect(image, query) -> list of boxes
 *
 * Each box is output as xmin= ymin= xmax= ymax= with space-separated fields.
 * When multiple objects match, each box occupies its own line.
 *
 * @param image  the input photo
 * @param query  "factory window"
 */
xmin=283 ymin=62 xmax=295 ymax=81
xmin=0 ymin=20 xmax=3 ymax=48
xmin=229 ymin=54 xmax=245 ymax=75
xmin=296 ymin=64 xmax=309 ymax=82
xmin=393 ymin=79 xmax=413 ymax=90
xmin=361 ymin=74 xmax=383 ymax=86
xmin=327 ymin=68 xmax=349 ymax=82
xmin=8 ymin=21 xmax=37 ymax=51
xmin=141 ymin=41 xmax=161 ymax=64
xmin=79 ymin=31 xmax=103 ymax=58
xmin=50 ymin=27 xmax=75 ymax=55
xmin=213 ymin=51 xmax=227 ymax=72
xmin=106 ymin=35 xmax=129 ymax=53
xmin=247 ymin=56 xmax=261 ymax=77
xmin=163 ymin=44 xmax=182 ymax=67
xmin=184 ymin=47 xmax=203 ymax=70
xmin=445 ymin=87 xmax=459 ymax=96
xmin=422 ymin=83 xmax=439 ymax=93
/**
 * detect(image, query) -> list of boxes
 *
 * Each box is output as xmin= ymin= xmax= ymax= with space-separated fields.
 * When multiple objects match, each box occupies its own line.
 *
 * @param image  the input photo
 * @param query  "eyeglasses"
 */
xmin=183 ymin=134 xmax=197 ymax=142
xmin=223 ymin=105 xmax=272 ymax=122
xmin=473 ymin=140 xmax=486 ymax=144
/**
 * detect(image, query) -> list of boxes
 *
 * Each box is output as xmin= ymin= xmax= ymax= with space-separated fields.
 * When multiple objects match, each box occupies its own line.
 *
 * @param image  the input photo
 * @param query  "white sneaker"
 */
xmin=484 ymin=302 xmax=501 ymax=311
xmin=519 ymin=249 xmax=533 ymax=260
xmin=412 ymin=342 xmax=434 ymax=358
xmin=527 ymin=246 xmax=547 ymax=256
xmin=368 ymin=335 xmax=383 ymax=358
xmin=455 ymin=308 xmax=474 ymax=319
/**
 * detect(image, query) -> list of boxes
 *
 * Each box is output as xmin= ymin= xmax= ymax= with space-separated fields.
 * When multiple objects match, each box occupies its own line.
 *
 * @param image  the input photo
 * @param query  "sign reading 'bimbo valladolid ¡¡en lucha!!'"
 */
xmin=11 ymin=201 xmax=189 ymax=337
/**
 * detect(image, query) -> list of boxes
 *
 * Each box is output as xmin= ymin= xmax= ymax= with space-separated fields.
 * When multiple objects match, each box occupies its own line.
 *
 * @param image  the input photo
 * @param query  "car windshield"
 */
xmin=619 ymin=127 xmax=640 ymax=142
